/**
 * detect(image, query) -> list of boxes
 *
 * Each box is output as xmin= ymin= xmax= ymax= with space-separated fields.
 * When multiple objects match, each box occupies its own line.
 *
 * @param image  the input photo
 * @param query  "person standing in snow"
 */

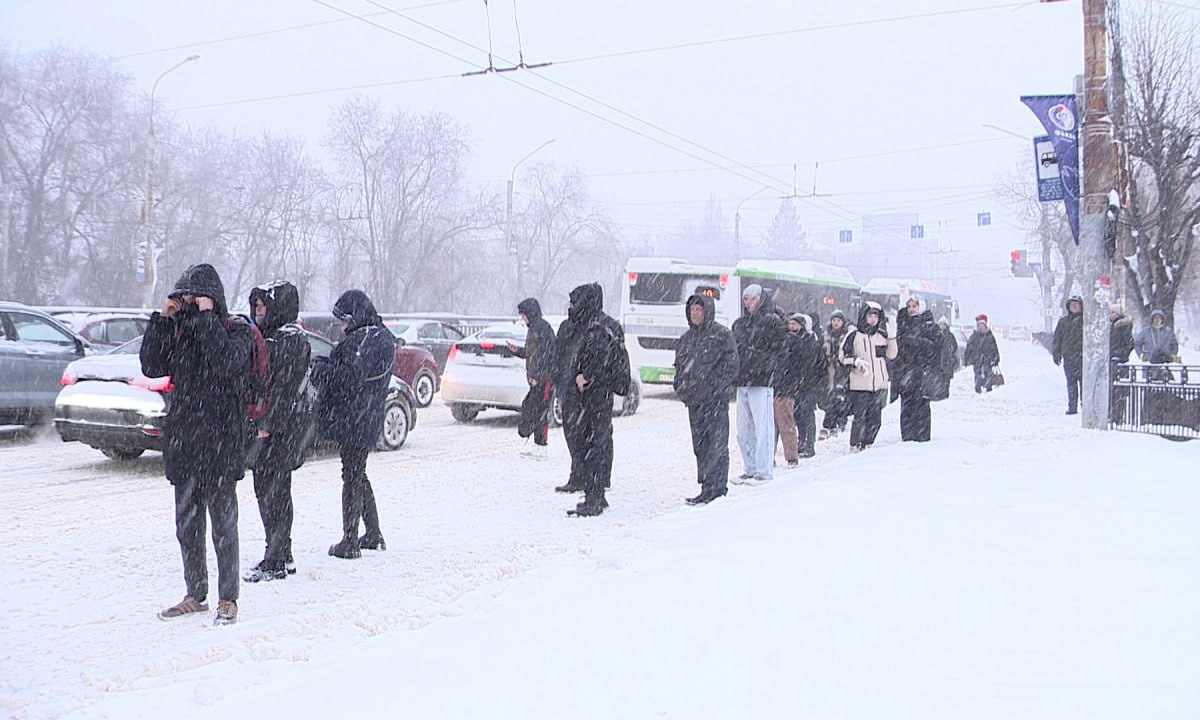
xmin=673 ymin=293 xmax=739 ymax=505
xmin=731 ymin=284 xmax=787 ymax=483
xmin=1052 ymin=295 xmax=1084 ymax=414
xmin=563 ymin=282 xmax=627 ymax=517
xmin=552 ymin=312 xmax=587 ymax=495
xmin=963 ymin=314 xmax=1000 ymax=394
xmin=141 ymin=263 xmax=254 ymax=626
xmin=787 ymin=313 xmax=827 ymax=459
xmin=507 ymin=297 xmax=556 ymax=460
xmin=772 ymin=308 xmax=801 ymax=469
xmin=244 ymin=281 xmax=310 ymax=583
xmin=311 ymin=290 xmax=395 ymax=559
xmin=839 ymin=301 xmax=896 ymax=451
xmin=891 ymin=295 xmax=940 ymax=442
xmin=1134 ymin=308 xmax=1179 ymax=383
xmin=819 ymin=310 xmax=854 ymax=440
xmin=931 ymin=316 xmax=959 ymax=402
xmin=1109 ymin=307 xmax=1136 ymax=423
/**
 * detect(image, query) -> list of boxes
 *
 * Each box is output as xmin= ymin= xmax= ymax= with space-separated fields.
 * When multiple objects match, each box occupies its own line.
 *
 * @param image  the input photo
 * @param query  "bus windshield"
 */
xmin=629 ymin=273 xmax=722 ymax=305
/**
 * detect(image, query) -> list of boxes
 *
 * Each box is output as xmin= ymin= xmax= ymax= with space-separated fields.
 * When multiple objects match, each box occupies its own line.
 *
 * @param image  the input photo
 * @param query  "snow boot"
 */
xmin=686 ymin=487 xmax=727 ymax=505
xmin=244 ymin=560 xmax=287 ymax=583
xmin=359 ymin=531 xmax=387 ymax=551
xmin=555 ymin=481 xmax=584 ymax=493
xmin=569 ymin=491 xmax=607 ymax=517
xmin=329 ymin=536 xmax=361 ymax=559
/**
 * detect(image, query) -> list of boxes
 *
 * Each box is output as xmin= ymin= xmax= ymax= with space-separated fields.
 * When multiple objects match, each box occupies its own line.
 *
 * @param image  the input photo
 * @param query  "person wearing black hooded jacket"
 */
xmin=311 ymin=290 xmax=396 ymax=558
xmin=892 ymin=296 xmax=940 ymax=442
xmin=1052 ymin=295 xmax=1084 ymax=414
xmin=674 ymin=293 xmax=739 ymax=505
xmin=509 ymin=297 xmax=556 ymax=457
xmin=563 ymin=282 xmax=625 ymax=516
xmin=244 ymin=281 xmax=311 ymax=583
xmin=141 ymin=263 xmax=254 ymax=626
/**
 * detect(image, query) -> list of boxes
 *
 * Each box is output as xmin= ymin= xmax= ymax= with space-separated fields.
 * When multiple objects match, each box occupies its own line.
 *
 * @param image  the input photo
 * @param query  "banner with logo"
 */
xmin=1021 ymin=95 xmax=1080 ymax=243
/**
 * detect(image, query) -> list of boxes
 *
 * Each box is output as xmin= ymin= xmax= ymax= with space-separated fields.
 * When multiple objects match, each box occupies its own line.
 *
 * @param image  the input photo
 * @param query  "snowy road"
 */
xmin=3 ymin=341 xmax=1199 ymax=719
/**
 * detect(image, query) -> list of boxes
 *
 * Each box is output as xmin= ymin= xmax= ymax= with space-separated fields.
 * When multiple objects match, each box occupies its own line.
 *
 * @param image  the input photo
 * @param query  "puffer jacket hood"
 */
xmin=857 ymin=301 xmax=886 ymax=335
xmin=790 ymin=313 xmax=811 ymax=334
xmin=568 ymin=283 xmax=604 ymax=325
xmin=517 ymin=297 xmax=543 ymax=323
xmin=685 ymin=293 xmax=716 ymax=328
xmin=332 ymin=289 xmax=382 ymax=334
xmin=169 ymin=263 xmax=229 ymax=317
xmin=249 ymin=280 xmax=300 ymax=336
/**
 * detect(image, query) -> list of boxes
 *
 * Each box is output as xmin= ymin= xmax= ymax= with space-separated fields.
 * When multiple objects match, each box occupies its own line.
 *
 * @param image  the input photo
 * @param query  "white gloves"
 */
xmin=853 ymin=357 xmax=869 ymax=373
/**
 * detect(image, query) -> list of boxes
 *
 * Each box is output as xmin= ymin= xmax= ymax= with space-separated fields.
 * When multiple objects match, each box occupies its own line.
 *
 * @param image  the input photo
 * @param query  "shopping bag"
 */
xmin=989 ymin=368 xmax=1005 ymax=388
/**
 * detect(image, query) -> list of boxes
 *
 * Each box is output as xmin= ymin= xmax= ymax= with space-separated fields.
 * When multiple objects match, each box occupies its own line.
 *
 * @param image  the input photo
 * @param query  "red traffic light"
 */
xmin=1011 ymin=250 xmax=1022 ymax=262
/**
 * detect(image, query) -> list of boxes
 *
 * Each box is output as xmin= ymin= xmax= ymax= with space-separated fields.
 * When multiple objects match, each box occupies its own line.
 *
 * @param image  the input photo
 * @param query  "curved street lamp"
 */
xmin=734 ymin=186 xmax=771 ymax=259
xmin=143 ymin=54 xmax=199 ymax=307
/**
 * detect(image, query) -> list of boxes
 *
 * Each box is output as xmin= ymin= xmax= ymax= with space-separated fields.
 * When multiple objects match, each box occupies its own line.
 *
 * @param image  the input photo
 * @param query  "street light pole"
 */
xmin=734 ymin=186 xmax=770 ymax=260
xmin=506 ymin=139 xmax=554 ymax=301
xmin=143 ymin=54 xmax=198 ymax=308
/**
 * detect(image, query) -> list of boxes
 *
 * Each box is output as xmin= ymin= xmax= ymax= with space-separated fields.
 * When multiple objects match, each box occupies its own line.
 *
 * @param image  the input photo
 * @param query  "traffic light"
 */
xmin=1010 ymin=250 xmax=1033 ymax=277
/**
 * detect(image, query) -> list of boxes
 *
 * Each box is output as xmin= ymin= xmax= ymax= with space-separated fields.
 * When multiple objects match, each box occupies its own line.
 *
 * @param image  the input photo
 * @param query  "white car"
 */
xmin=440 ymin=321 xmax=641 ymax=424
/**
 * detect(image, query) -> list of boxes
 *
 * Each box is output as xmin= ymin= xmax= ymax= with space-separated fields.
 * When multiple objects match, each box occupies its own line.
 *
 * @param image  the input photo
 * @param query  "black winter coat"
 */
xmin=140 ymin=263 xmax=255 ymax=485
xmin=1110 ymin=314 xmax=1135 ymax=362
xmin=673 ymin=294 xmax=739 ymax=406
xmin=731 ymin=292 xmax=787 ymax=387
xmin=568 ymin=283 xmax=625 ymax=410
xmin=310 ymin=290 xmax=395 ymax=449
xmin=1052 ymin=310 xmax=1084 ymax=367
xmin=929 ymin=327 xmax=959 ymax=401
xmin=777 ymin=327 xmax=827 ymax=397
xmin=515 ymin=297 xmax=556 ymax=382
xmin=249 ymin=281 xmax=311 ymax=471
xmin=964 ymin=329 xmax=1000 ymax=368
xmin=892 ymin=309 xmax=940 ymax=402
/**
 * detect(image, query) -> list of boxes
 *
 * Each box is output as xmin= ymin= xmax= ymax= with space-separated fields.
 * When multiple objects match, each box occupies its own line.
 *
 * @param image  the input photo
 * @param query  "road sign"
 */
xmin=838 ymin=229 xmax=853 ymax=244
xmin=1034 ymin=135 xmax=1064 ymax=202
xmin=910 ymin=224 xmax=924 ymax=239
xmin=977 ymin=212 xmax=991 ymax=227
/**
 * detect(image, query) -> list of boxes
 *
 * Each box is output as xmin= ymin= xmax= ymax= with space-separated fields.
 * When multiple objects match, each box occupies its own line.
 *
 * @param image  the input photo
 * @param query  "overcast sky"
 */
xmin=6 ymin=0 xmax=1129 ymax=262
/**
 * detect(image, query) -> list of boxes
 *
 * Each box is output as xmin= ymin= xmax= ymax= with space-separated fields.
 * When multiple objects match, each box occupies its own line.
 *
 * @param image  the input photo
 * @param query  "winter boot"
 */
xmin=555 ymin=480 xmax=584 ymax=493
xmin=330 ymin=486 xmax=362 ymax=559
xmin=359 ymin=532 xmax=387 ymax=551
xmin=360 ymin=483 xmax=384 ymax=551
xmin=686 ymin=487 xmax=727 ymax=505
xmin=328 ymin=536 xmax=361 ymax=559
xmin=569 ymin=490 xmax=607 ymax=517
xmin=244 ymin=560 xmax=287 ymax=583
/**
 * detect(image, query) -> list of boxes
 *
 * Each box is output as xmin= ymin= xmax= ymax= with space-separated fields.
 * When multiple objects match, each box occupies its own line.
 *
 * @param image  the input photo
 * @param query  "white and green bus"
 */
xmin=619 ymin=257 xmax=861 ymax=385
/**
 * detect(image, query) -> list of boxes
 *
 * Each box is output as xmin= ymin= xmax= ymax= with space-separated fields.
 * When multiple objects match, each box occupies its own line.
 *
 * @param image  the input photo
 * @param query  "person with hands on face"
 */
xmin=141 ymin=263 xmax=255 ymax=627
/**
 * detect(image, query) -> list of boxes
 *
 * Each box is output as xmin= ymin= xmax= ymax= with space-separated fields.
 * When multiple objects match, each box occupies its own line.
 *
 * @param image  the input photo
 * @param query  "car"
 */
xmin=440 ymin=320 xmax=641 ymax=424
xmin=1007 ymin=325 xmax=1032 ymax=342
xmin=297 ymin=312 xmax=439 ymax=409
xmin=0 ymin=302 xmax=93 ymax=428
xmin=53 ymin=330 xmax=416 ymax=460
xmin=48 ymin=311 xmax=149 ymax=349
xmin=952 ymin=327 xmax=968 ymax=368
xmin=382 ymin=318 xmax=466 ymax=373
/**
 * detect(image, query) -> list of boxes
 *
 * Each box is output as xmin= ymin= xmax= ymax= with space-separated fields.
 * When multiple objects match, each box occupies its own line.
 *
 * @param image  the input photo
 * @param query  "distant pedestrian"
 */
xmin=787 ymin=313 xmax=827 ymax=458
xmin=731 ymin=284 xmax=787 ymax=482
xmin=1109 ymin=307 xmax=1135 ymax=423
xmin=772 ymin=309 xmax=801 ymax=468
xmin=563 ymin=282 xmax=627 ymax=517
xmin=1135 ymin=308 xmax=1179 ymax=383
xmin=674 ymin=293 xmax=739 ymax=505
xmin=931 ymin=316 xmax=959 ymax=401
xmin=141 ymin=263 xmax=254 ymax=626
xmin=839 ymin=301 xmax=896 ymax=451
xmin=964 ymin=314 xmax=1001 ymax=394
xmin=508 ymin=297 xmax=556 ymax=460
xmin=892 ymin=295 xmax=940 ymax=442
xmin=819 ymin=310 xmax=854 ymax=440
xmin=244 ymin=281 xmax=311 ymax=583
xmin=1052 ymin=296 xmax=1084 ymax=414
xmin=311 ymin=290 xmax=396 ymax=559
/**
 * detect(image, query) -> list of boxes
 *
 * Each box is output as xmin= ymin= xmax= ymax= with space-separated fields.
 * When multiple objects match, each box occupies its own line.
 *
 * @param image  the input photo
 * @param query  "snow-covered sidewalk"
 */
xmin=3 ymin=341 xmax=1198 ymax=719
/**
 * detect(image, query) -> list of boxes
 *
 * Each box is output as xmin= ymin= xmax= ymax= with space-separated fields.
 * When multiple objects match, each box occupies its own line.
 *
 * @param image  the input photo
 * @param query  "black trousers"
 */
xmin=518 ymin=379 xmax=553 ymax=445
xmin=1064 ymin=362 xmax=1083 ymax=412
xmin=174 ymin=475 xmax=239 ymax=603
xmin=688 ymin=400 xmax=730 ymax=492
xmin=899 ymin=391 xmax=931 ymax=442
xmin=560 ymin=391 xmax=586 ymax=488
xmin=339 ymin=444 xmax=379 ymax=540
xmin=849 ymin=390 xmax=887 ymax=448
xmin=578 ymin=394 xmax=614 ymax=499
xmin=822 ymin=386 xmax=850 ymax=431
xmin=252 ymin=454 xmax=293 ymax=568
xmin=793 ymin=388 xmax=818 ymax=451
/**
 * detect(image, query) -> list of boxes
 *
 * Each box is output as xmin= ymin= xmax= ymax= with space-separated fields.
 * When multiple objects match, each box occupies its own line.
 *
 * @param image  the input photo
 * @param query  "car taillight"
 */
xmin=131 ymin=376 xmax=174 ymax=393
xmin=447 ymin=344 xmax=458 ymax=363
xmin=479 ymin=342 xmax=495 ymax=350
xmin=60 ymin=370 xmax=77 ymax=386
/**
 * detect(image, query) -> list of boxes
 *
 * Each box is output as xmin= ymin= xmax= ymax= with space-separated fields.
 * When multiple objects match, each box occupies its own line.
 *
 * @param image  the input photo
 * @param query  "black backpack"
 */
xmin=610 ymin=332 xmax=632 ymax=397
xmin=223 ymin=316 xmax=271 ymax=422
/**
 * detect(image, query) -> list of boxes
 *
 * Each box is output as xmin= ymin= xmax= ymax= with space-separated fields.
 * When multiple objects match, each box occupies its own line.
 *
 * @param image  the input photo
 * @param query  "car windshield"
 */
xmin=386 ymin=323 xmax=410 ymax=336
xmin=110 ymin=336 xmax=144 ymax=354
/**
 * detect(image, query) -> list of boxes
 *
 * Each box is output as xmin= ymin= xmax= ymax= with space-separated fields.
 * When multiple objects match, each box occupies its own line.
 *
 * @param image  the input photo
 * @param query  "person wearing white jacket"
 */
xmin=839 ymin=302 xmax=898 ymax=451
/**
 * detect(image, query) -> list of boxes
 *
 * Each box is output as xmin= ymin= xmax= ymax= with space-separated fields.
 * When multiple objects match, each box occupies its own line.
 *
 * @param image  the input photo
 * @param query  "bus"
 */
xmin=859 ymin=278 xmax=957 ymax=325
xmin=619 ymin=257 xmax=861 ymax=385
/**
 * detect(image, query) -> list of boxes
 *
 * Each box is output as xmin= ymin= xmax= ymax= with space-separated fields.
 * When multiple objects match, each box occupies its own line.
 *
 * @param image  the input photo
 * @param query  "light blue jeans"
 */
xmin=736 ymin=386 xmax=776 ymax=478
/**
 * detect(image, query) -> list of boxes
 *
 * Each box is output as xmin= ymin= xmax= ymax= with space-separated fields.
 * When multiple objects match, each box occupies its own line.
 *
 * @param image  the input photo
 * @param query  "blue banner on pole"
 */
xmin=1021 ymin=95 xmax=1080 ymax=243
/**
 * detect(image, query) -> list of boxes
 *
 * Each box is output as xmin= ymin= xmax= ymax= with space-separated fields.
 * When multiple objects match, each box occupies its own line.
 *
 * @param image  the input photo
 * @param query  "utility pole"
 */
xmin=506 ymin=139 xmax=554 ymax=303
xmin=1079 ymin=0 xmax=1115 ymax=429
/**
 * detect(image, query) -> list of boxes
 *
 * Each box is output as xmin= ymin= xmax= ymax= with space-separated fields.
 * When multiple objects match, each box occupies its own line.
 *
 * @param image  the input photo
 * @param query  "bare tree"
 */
xmin=1110 ymin=3 xmax=1200 ymax=327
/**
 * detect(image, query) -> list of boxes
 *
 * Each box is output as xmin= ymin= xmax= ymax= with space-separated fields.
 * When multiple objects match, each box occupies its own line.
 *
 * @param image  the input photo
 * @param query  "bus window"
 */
xmin=629 ymin=274 xmax=720 ymax=305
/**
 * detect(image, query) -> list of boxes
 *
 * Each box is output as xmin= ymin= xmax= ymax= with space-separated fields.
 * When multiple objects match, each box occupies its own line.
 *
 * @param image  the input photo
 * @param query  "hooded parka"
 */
xmin=673 ymin=293 xmax=739 ymax=406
